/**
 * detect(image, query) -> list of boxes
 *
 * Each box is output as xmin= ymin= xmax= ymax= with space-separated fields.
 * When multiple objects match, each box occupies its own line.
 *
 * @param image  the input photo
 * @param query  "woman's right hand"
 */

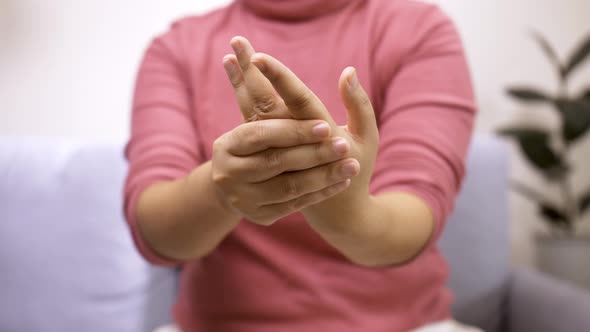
xmin=211 ymin=118 xmax=359 ymax=226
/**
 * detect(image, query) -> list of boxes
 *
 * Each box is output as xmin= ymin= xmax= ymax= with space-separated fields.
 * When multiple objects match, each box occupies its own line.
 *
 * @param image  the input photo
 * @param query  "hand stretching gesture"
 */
xmin=218 ymin=36 xmax=379 ymax=228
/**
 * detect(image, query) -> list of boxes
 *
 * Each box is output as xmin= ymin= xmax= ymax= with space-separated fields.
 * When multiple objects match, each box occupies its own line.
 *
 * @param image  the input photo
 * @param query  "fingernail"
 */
xmin=223 ymin=57 xmax=235 ymax=75
xmin=223 ymin=57 xmax=241 ymax=86
xmin=231 ymin=38 xmax=243 ymax=55
xmin=332 ymin=138 xmax=349 ymax=154
xmin=348 ymin=67 xmax=358 ymax=91
xmin=312 ymin=123 xmax=330 ymax=137
xmin=341 ymin=160 xmax=360 ymax=177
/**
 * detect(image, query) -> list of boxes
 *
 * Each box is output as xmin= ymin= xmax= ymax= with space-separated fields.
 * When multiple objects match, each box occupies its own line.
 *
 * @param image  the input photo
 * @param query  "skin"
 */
xmin=136 ymin=36 xmax=434 ymax=267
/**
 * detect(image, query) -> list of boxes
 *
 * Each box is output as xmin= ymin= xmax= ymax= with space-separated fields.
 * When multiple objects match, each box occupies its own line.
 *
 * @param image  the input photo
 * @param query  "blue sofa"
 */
xmin=1 ymin=136 xmax=589 ymax=332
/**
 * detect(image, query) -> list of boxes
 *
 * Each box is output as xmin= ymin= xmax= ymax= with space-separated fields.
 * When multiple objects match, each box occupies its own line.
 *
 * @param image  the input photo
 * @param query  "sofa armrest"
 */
xmin=508 ymin=268 xmax=590 ymax=332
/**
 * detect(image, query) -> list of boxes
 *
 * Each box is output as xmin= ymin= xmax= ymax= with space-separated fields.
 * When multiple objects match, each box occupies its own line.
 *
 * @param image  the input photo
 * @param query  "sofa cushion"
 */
xmin=0 ymin=135 xmax=509 ymax=331
xmin=0 ymin=138 xmax=177 ymax=332
xmin=440 ymin=135 xmax=510 ymax=332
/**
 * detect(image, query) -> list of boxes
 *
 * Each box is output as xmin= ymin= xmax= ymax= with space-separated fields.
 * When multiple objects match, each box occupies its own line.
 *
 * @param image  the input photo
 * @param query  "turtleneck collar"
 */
xmin=238 ymin=0 xmax=359 ymax=21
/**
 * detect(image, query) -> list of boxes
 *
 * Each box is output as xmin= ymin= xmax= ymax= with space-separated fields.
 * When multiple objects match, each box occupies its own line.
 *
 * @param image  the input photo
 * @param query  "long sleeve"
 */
xmin=369 ymin=4 xmax=476 ymax=247
xmin=123 ymin=22 xmax=204 ymax=266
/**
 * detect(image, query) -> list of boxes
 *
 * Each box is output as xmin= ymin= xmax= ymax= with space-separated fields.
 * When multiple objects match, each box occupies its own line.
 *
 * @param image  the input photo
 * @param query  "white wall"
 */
xmin=2 ymin=0 xmax=589 ymax=138
xmin=0 ymin=0 xmax=231 ymax=141
xmin=438 ymin=0 xmax=590 ymax=132
xmin=2 ymin=0 xmax=590 ymax=266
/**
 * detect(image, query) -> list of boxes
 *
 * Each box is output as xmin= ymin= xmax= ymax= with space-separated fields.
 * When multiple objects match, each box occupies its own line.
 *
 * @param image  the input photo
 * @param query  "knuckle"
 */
xmin=288 ymin=91 xmax=313 ymax=110
xmin=251 ymin=122 xmax=267 ymax=145
xmin=293 ymin=122 xmax=307 ymax=143
xmin=226 ymin=194 xmax=241 ymax=209
xmin=243 ymin=109 xmax=260 ymax=122
xmin=229 ymin=127 xmax=246 ymax=145
xmin=313 ymin=143 xmax=326 ymax=163
xmin=252 ymin=95 xmax=276 ymax=114
xmin=237 ymin=122 xmax=265 ymax=147
xmin=211 ymin=169 xmax=230 ymax=186
xmin=287 ymin=197 xmax=301 ymax=212
xmin=327 ymin=162 xmax=341 ymax=182
xmin=281 ymin=176 xmax=300 ymax=198
xmin=223 ymin=162 xmax=242 ymax=178
xmin=262 ymin=149 xmax=282 ymax=171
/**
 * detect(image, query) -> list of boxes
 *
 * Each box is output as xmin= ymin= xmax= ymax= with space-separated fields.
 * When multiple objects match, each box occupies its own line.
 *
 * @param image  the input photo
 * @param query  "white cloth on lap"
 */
xmin=155 ymin=320 xmax=483 ymax=332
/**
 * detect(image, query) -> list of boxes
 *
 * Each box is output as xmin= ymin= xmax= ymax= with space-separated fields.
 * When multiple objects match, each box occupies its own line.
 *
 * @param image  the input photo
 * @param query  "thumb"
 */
xmin=338 ymin=67 xmax=378 ymax=140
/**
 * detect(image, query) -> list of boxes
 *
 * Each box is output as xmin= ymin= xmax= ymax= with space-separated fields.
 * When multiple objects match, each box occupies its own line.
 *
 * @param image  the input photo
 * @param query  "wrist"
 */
xmin=303 ymin=189 xmax=373 ymax=235
xmin=303 ymin=193 xmax=396 ymax=267
xmin=188 ymin=161 xmax=241 ymax=221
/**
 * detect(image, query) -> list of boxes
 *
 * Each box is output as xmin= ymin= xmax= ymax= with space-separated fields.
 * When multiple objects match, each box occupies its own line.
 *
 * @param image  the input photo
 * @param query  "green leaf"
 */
xmin=497 ymin=128 xmax=565 ymax=177
xmin=531 ymin=31 xmax=565 ymax=78
xmin=539 ymin=204 xmax=571 ymax=229
xmin=554 ymin=98 xmax=590 ymax=144
xmin=564 ymin=33 xmax=590 ymax=78
xmin=506 ymin=87 xmax=552 ymax=103
xmin=580 ymin=190 xmax=590 ymax=214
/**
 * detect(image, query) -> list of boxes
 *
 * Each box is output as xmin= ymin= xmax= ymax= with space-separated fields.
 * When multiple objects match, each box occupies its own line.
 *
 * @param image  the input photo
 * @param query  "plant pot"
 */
xmin=536 ymin=236 xmax=590 ymax=288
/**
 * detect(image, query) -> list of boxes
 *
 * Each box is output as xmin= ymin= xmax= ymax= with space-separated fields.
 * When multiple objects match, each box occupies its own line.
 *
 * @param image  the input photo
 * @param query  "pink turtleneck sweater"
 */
xmin=124 ymin=0 xmax=476 ymax=331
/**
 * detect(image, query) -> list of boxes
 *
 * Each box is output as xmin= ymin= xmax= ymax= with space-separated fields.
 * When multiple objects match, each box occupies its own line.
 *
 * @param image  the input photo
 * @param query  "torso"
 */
xmin=167 ymin=1 xmax=453 ymax=330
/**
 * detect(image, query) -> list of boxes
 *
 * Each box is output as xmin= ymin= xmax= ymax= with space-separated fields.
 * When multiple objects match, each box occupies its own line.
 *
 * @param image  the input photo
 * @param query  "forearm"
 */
xmin=303 ymin=191 xmax=434 ymax=267
xmin=136 ymin=161 xmax=240 ymax=261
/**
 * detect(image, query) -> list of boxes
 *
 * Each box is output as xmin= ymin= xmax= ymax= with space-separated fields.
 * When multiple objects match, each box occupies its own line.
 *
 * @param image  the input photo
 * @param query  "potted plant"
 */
xmin=498 ymin=31 xmax=590 ymax=288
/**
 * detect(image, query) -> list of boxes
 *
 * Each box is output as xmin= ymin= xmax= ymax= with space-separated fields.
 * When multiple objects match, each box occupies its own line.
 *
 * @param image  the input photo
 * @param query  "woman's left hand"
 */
xmin=223 ymin=37 xmax=379 ymax=230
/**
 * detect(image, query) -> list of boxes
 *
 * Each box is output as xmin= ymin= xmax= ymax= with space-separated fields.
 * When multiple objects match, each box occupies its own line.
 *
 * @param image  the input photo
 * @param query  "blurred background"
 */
xmin=2 ymin=0 xmax=590 ymax=274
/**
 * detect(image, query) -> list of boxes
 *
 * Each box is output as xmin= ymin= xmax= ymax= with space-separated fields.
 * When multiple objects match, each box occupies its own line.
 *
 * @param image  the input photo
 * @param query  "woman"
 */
xmin=124 ymin=0 xmax=478 ymax=331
